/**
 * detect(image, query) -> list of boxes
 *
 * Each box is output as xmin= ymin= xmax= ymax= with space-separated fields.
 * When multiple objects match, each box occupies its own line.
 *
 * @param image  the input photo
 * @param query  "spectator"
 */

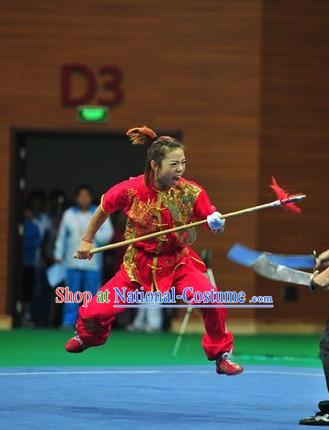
xmin=54 ymin=185 xmax=114 ymax=328
xmin=22 ymin=207 xmax=41 ymax=326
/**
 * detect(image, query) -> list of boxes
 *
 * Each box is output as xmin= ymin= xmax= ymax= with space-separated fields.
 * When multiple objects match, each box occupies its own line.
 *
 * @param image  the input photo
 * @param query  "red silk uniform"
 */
xmin=77 ymin=175 xmax=233 ymax=359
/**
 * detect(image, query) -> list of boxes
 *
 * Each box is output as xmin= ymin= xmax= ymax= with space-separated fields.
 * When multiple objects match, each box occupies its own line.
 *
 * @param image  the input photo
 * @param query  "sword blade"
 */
xmin=251 ymin=255 xmax=313 ymax=287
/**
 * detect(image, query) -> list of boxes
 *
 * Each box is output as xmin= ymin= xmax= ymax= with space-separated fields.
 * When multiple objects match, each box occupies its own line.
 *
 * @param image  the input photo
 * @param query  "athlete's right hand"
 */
xmin=207 ymin=211 xmax=225 ymax=234
xmin=316 ymin=249 xmax=329 ymax=269
xmin=75 ymin=240 xmax=93 ymax=260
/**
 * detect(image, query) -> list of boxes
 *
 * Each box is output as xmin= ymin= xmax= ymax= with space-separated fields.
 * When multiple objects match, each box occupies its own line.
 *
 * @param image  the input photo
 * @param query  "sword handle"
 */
xmin=310 ymin=270 xmax=319 ymax=291
xmin=312 ymin=250 xmax=317 ymax=271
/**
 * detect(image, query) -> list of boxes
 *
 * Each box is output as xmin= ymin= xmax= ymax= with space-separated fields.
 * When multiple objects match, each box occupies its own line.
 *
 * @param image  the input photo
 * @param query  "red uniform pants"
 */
xmin=77 ymin=264 xmax=233 ymax=360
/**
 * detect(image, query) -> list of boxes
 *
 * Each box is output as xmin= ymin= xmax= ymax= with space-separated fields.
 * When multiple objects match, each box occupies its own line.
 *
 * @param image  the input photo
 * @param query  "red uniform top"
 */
xmin=101 ymin=175 xmax=216 ymax=292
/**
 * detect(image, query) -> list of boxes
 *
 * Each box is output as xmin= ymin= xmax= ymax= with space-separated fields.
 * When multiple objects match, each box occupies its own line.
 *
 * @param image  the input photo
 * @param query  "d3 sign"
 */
xmin=61 ymin=63 xmax=124 ymax=107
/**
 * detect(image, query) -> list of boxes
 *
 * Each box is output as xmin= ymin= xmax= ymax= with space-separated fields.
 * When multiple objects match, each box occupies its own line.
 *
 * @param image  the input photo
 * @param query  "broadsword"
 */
xmin=251 ymin=254 xmax=315 ymax=290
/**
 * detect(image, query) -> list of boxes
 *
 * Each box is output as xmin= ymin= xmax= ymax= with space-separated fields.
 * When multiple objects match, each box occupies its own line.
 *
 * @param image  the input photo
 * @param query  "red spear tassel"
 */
xmin=270 ymin=176 xmax=302 ymax=213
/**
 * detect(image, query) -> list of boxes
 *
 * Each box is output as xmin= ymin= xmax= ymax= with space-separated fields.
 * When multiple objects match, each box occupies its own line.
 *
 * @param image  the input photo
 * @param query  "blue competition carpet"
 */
xmin=0 ymin=365 xmax=326 ymax=430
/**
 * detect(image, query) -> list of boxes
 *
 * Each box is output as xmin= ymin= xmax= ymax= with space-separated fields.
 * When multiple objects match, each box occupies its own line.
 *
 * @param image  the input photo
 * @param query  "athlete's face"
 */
xmin=152 ymin=148 xmax=186 ymax=189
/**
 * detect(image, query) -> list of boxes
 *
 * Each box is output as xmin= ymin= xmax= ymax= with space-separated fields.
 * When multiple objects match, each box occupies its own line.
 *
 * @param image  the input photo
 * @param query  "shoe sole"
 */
xmin=217 ymin=369 xmax=244 ymax=376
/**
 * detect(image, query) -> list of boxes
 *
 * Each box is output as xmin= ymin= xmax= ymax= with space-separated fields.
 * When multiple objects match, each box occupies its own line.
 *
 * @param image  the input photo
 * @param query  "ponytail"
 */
xmin=126 ymin=126 xmax=157 ymax=146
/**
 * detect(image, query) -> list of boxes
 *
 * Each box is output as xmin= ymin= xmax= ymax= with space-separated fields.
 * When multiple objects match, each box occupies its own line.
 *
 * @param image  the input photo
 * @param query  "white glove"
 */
xmin=207 ymin=212 xmax=225 ymax=233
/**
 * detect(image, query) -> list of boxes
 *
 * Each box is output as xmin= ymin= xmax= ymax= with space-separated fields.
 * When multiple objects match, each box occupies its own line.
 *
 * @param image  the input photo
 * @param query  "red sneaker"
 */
xmin=216 ymin=353 xmax=243 ymax=376
xmin=65 ymin=335 xmax=90 ymax=353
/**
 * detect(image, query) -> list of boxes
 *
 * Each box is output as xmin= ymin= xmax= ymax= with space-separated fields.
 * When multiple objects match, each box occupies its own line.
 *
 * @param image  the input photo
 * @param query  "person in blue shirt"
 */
xmin=22 ymin=207 xmax=42 ymax=325
xmin=54 ymin=185 xmax=114 ymax=328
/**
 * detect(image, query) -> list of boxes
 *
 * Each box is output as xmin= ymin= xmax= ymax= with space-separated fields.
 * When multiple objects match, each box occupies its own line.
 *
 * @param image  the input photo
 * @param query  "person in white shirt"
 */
xmin=55 ymin=185 xmax=114 ymax=327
